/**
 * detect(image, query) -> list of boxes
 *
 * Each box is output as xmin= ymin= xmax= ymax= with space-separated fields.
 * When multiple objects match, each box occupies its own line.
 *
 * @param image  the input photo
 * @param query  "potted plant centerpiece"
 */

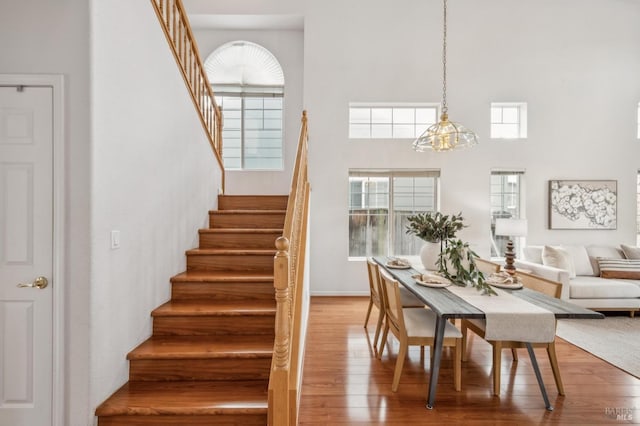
xmin=405 ymin=211 xmax=465 ymax=270
xmin=406 ymin=211 xmax=496 ymax=295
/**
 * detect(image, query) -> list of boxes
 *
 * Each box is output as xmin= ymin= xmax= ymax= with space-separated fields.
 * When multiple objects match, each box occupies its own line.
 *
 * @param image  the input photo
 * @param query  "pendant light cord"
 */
xmin=442 ymin=0 xmax=448 ymax=115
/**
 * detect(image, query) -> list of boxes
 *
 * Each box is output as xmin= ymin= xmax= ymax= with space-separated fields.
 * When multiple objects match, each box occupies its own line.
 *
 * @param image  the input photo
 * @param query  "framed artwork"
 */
xmin=548 ymin=180 xmax=617 ymax=230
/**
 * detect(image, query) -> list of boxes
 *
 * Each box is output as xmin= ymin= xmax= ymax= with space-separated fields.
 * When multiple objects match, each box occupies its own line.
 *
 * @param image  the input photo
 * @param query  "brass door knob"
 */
xmin=17 ymin=276 xmax=49 ymax=289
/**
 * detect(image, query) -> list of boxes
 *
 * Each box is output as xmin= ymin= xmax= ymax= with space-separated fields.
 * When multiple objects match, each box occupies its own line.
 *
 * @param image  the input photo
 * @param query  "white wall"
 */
xmin=0 ymin=0 xmax=92 ymax=424
xmin=194 ymin=29 xmax=304 ymax=195
xmin=185 ymin=0 xmax=640 ymax=296
xmin=90 ymin=0 xmax=221 ymax=420
xmin=304 ymin=0 xmax=640 ymax=294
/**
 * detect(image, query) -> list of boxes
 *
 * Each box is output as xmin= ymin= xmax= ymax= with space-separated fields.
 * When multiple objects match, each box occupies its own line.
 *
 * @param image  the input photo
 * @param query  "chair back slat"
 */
xmin=475 ymin=258 xmax=501 ymax=275
xmin=366 ymin=258 xmax=382 ymax=306
xmin=379 ymin=268 xmax=405 ymax=336
xmin=516 ymin=270 xmax=562 ymax=299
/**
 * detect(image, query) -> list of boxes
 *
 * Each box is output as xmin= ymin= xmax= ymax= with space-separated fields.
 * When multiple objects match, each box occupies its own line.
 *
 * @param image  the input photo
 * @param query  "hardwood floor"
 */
xmin=299 ymin=297 xmax=640 ymax=425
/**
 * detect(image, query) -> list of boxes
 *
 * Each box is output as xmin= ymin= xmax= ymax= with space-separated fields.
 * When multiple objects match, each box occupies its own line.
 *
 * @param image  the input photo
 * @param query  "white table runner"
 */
xmin=447 ymin=284 xmax=556 ymax=343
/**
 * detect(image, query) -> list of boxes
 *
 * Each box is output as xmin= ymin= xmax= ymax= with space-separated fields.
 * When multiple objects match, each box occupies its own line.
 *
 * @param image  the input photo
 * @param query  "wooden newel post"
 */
xmin=270 ymin=236 xmax=291 ymax=425
xmin=274 ymin=237 xmax=291 ymax=369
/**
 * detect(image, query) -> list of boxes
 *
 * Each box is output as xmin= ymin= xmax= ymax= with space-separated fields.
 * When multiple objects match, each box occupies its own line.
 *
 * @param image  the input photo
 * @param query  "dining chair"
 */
xmin=377 ymin=268 xmax=462 ymax=392
xmin=364 ymin=259 xmax=423 ymax=353
xmin=474 ymin=257 xmax=502 ymax=275
xmin=461 ymin=268 xmax=565 ymax=396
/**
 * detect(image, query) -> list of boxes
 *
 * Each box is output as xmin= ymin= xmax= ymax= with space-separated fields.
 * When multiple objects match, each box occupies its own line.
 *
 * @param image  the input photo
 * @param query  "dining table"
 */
xmin=373 ymin=256 xmax=604 ymax=411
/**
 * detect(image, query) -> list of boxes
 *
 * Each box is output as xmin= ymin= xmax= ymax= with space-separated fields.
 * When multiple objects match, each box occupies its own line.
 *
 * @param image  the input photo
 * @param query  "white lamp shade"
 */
xmin=495 ymin=218 xmax=528 ymax=237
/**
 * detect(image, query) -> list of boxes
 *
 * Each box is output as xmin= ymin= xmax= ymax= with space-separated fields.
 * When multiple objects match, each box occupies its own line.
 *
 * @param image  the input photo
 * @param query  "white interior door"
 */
xmin=0 ymin=86 xmax=53 ymax=426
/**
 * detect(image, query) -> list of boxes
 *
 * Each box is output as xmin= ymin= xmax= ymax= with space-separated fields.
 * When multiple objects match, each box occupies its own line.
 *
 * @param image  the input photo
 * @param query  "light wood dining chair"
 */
xmin=474 ymin=257 xmax=502 ymax=275
xmin=378 ymin=268 xmax=462 ymax=392
xmin=365 ymin=259 xmax=423 ymax=353
xmin=461 ymin=267 xmax=565 ymax=396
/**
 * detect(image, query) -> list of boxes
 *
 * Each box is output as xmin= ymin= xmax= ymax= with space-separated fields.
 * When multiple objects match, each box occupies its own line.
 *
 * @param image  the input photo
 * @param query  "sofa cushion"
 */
xmin=585 ymin=245 xmax=625 ymax=276
xmin=523 ymin=245 xmax=544 ymax=264
xmin=598 ymin=258 xmax=640 ymax=279
xmin=560 ymin=245 xmax=594 ymax=276
xmin=570 ymin=276 xmax=640 ymax=299
xmin=621 ymin=244 xmax=640 ymax=260
xmin=542 ymin=246 xmax=576 ymax=278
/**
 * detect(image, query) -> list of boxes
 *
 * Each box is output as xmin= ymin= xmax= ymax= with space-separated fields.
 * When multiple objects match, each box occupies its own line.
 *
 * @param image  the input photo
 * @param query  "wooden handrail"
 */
xmin=149 ymin=0 xmax=225 ymax=192
xmin=268 ymin=111 xmax=310 ymax=426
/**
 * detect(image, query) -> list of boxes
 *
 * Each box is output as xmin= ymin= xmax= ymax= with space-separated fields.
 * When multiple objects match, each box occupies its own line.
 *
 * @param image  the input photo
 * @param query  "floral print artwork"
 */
xmin=549 ymin=180 xmax=617 ymax=229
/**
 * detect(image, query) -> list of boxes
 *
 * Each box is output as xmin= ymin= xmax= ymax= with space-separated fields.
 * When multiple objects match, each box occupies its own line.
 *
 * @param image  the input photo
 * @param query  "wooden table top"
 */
xmin=373 ymin=256 xmax=604 ymax=320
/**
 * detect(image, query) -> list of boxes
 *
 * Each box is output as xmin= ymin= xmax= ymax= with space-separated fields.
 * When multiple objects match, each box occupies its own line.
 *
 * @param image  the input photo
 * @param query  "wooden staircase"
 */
xmin=96 ymin=195 xmax=287 ymax=425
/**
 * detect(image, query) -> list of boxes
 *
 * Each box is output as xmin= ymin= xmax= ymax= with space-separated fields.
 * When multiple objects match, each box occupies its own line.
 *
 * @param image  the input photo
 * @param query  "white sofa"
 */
xmin=514 ymin=244 xmax=640 ymax=317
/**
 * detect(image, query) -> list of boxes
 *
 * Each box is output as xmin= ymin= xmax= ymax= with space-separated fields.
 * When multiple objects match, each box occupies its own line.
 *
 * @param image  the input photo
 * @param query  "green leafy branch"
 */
xmin=438 ymin=239 xmax=497 ymax=296
xmin=405 ymin=211 xmax=466 ymax=244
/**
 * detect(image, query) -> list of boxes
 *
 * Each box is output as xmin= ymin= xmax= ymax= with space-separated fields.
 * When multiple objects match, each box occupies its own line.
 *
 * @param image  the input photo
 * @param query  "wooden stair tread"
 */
xmin=171 ymin=271 xmax=274 ymax=283
xmin=199 ymin=228 xmax=282 ymax=234
xmin=218 ymin=195 xmax=288 ymax=211
xmin=152 ymin=300 xmax=276 ymax=316
xmin=186 ymin=248 xmax=277 ymax=256
xmin=95 ymin=381 xmax=268 ymax=416
xmin=128 ymin=336 xmax=273 ymax=359
xmin=209 ymin=209 xmax=286 ymax=215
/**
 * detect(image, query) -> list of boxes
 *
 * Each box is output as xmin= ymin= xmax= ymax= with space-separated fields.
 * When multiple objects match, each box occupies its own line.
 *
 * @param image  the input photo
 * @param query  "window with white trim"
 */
xmin=490 ymin=170 xmax=525 ymax=257
xmin=349 ymin=170 xmax=440 ymax=258
xmin=349 ymin=103 xmax=438 ymax=139
xmin=216 ymin=94 xmax=283 ymax=170
xmin=205 ymin=41 xmax=284 ymax=170
xmin=490 ymin=102 xmax=527 ymax=139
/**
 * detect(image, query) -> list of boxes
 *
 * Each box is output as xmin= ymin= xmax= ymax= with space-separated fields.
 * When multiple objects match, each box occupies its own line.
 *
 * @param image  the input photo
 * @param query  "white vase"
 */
xmin=420 ymin=242 xmax=441 ymax=271
xmin=443 ymin=248 xmax=471 ymax=277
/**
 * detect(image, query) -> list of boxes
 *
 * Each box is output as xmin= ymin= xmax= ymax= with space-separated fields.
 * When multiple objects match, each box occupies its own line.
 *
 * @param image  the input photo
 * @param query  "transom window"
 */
xmin=205 ymin=41 xmax=284 ymax=170
xmin=490 ymin=170 xmax=525 ymax=257
xmin=348 ymin=170 xmax=440 ymax=258
xmin=349 ymin=103 xmax=438 ymax=139
xmin=491 ymin=102 xmax=527 ymax=139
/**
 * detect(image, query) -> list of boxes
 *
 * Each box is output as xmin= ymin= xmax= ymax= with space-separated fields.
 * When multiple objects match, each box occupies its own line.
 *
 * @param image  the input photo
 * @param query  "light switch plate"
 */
xmin=111 ymin=230 xmax=121 ymax=249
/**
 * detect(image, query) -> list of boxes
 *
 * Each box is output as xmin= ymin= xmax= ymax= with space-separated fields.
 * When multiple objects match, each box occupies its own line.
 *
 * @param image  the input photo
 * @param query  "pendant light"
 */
xmin=413 ymin=0 xmax=478 ymax=152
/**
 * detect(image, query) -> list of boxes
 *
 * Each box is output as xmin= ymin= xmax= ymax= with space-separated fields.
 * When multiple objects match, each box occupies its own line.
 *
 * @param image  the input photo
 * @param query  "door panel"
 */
xmin=1 ymin=300 xmax=34 ymax=405
xmin=0 ymin=86 xmax=53 ymax=426
xmin=3 ymin=164 xmax=34 ymax=264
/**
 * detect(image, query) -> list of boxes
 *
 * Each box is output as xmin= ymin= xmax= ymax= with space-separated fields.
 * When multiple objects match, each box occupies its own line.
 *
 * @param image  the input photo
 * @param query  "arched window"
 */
xmin=205 ymin=41 xmax=285 ymax=170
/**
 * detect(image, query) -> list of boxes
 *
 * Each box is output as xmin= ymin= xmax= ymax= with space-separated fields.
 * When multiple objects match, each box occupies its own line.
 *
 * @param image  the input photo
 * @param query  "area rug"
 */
xmin=556 ymin=316 xmax=640 ymax=378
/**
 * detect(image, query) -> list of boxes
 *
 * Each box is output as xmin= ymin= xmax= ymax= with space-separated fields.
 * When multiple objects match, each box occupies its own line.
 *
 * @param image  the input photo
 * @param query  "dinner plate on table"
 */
xmin=486 ymin=272 xmax=523 ymax=289
xmin=386 ymin=263 xmax=411 ymax=269
xmin=386 ymin=258 xmax=412 ymax=269
xmin=412 ymin=273 xmax=451 ymax=288
xmin=488 ymin=281 xmax=523 ymax=290
xmin=415 ymin=279 xmax=450 ymax=288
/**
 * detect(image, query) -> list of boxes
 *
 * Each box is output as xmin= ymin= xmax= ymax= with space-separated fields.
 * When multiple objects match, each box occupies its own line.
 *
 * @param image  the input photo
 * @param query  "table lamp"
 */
xmin=494 ymin=218 xmax=528 ymax=275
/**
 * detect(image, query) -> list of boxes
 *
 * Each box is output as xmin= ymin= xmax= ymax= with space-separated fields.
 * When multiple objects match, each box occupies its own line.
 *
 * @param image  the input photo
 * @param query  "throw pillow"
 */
xmin=586 ymin=245 xmax=625 ymax=276
xmin=523 ymin=246 xmax=544 ymax=264
xmin=560 ymin=245 xmax=594 ymax=276
xmin=541 ymin=245 xmax=576 ymax=278
xmin=598 ymin=258 xmax=640 ymax=279
xmin=621 ymin=244 xmax=640 ymax=260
